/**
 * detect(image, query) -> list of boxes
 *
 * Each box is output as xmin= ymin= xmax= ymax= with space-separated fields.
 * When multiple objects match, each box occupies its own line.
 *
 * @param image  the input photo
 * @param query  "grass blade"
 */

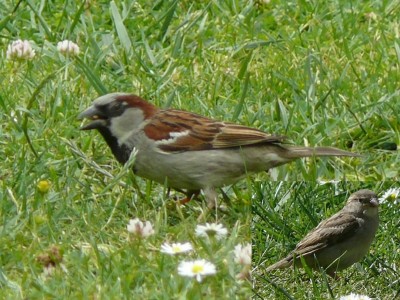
xmin=75 ymin=57 xmax=108 ymax=95
xmin=158 ymin=0 xmax=178 ymax=41
xmin=110 ymin=1 xmax=132 ymax=53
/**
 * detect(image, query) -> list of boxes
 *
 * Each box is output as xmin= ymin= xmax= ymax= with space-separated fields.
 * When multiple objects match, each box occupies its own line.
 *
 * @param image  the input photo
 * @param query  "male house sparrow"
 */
xmin=78 ymin=93 xmax=358 ymax=206
xmin=266 ymin=189 xmax=379 ymax=277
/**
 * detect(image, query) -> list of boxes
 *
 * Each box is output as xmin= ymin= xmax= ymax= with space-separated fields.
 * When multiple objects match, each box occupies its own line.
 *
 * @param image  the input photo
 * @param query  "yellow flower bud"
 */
xmin=37 ymin=180 xmax=51 ymax=193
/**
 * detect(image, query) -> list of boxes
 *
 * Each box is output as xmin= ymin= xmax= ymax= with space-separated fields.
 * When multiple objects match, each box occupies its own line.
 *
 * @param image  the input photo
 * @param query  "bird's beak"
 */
xmin=369 ymin=197 xmax=379 ymax=207
xmin=78 ymin=105 xmax=107 ymax=130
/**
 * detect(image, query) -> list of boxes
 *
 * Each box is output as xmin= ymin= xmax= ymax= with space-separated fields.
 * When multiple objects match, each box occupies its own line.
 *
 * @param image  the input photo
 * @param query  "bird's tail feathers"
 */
xmin=265 ymin=258 xmax=292 ymax=272
xmin=284 ymin=146 xmax=360 ymax=159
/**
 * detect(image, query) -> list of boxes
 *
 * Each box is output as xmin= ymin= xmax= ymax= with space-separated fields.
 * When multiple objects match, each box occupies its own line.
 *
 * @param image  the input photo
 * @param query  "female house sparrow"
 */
xmin=266 ymin=189 xmax=379 ymax=277
xmin=78 ymin=93 xmax=358 ymax=206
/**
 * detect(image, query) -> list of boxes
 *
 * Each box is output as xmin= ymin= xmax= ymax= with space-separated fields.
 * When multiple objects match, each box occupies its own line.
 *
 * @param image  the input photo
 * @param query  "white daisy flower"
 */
xmin=339 ymin=293 xmax=372 ymax=300
xmin=6 ymin=40 xmax=36 ymax=60
xmin=57 ymin=40 xmax=80 ymax=56
xmin=195 ymin=223 xmax=228 ymax=240
xmin=233 ymin=243 xmax=252 ymax=266
xmin=177 ymin=259 xmax=216 ymax=282
xmin=127 ymin=218 xmax=154 ymax=238
xmin=379 ymin=188 xmax=400 ymax=204
xmin=160 ymin=242 xmax=193 ymax=255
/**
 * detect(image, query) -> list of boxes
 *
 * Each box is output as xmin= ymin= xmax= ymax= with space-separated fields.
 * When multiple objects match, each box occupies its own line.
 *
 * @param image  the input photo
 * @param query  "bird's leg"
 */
xmin=196 ymin=187 xmax=219 ymax=221
xmin=204 ymin=187 xmax=218 ymax=209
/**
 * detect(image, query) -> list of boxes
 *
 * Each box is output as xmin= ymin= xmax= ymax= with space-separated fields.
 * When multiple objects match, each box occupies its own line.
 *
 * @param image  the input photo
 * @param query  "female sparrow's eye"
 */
xmin=359 ymin=198 xmax=369 ymax=204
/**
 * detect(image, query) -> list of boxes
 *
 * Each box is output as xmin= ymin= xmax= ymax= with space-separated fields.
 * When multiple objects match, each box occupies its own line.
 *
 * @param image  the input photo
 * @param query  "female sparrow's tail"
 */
xmin=265 ymin=257 xmax=292 ymax=272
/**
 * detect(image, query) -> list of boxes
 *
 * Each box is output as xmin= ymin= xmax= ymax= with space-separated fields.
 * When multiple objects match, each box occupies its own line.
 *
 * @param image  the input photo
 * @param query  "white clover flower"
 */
xmin=160 ymin=242 xmax=193 ymax=255
xmin=233 ymin=243 xmax=252 ymax=266
xmin=57 ymin=40 xmax=80 ymax=56
xmin=195 ymin=223 xmax=228 ymax=240
xmin=177 ymin=259 xmax=216 ymax=282
xmin=339 ymin=293 xmax=372 ymax=300
xmin=317 ymin=180 xmax=340 ymax=185
xmin=6 ymin=39 xmax=36 ymax=60
xmin=364 ymin=12 xmax=377 ymax=21
xmin=127 ymin=218 xmax=154 ymax=238
xmin=379 ymin=188 xmax=400 ymax=204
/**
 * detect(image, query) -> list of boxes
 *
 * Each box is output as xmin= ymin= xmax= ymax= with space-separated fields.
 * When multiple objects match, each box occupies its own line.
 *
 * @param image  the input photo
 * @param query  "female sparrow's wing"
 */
xmin=294 ymin=212 xmax=360 ymax=256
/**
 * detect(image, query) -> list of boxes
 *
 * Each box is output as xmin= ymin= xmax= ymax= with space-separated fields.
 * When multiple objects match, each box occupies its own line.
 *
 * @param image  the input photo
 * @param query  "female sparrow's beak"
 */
xmin=78 ymin=105 xmax=107 ymax=130
xmin=369 ymin=197 xmax=379 ymax=207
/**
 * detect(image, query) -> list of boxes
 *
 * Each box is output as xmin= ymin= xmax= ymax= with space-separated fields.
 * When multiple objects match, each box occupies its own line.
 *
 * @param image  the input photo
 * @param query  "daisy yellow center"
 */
xmin=192 ymin=265 xmax=204 ymax=274
xmin=172 ymin=246 xmax=181 ymax=253
xmin=389 ymin=193 xmax=396 ymax=200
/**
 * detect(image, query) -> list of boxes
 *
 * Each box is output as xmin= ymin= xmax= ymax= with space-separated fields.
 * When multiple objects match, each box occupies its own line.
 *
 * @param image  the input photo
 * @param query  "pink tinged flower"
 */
xmin=6 ymin=40 xmax=36 ymax=60
xmin=160 ymin=242 xmax=193 ymax=255
xmin=233 ymin=243 xmax=252 ymax=266
xmin=195 ymin=223 xmax=228 ymax=240
xmin=177 ymin=259 xmax=217 ymax=282
xmin=57 ymin=40 xmax=80 ymax=56
xmin=127 ymin=218 xmax=154 ymax=238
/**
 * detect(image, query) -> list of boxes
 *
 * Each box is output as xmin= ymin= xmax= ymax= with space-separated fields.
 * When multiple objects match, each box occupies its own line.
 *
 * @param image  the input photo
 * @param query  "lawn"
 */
xmin=0 ymin=0 xmax=399 ymax=299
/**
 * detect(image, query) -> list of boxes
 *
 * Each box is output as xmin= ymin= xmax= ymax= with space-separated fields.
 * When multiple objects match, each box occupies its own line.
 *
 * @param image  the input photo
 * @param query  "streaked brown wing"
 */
xmin=144 ymin=109 xmax=285 ymax=152
xmin=293 ymin=212 xmax=360 ymax=256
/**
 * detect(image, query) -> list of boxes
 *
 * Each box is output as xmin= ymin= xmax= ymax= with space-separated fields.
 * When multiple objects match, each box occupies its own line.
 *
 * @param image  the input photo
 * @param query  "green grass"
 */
xmin=0 ymin=0 xmax=399 ymax=299
xmin=252 ymin=182 xmax=400 ymax=299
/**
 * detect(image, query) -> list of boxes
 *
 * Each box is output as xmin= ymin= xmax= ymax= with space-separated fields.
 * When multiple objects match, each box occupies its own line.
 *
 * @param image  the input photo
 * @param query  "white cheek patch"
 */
xmin=109 ymin=108 xmax=146 ymax=144
xmin=155 ymin=130 xmax=190 ymax=145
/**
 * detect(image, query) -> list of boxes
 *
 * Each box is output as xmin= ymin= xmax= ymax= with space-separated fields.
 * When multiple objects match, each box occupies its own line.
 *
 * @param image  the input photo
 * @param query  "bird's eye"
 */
xmin=110 ymin=101 xmax=126 ymax=116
